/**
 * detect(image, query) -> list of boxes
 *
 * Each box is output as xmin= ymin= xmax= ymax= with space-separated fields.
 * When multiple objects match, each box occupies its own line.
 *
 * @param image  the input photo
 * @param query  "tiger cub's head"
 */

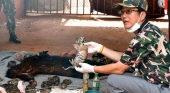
xmin=76 ymin=37 xmax=86 ymax=46
xmin=73 ymin=44 xmax=88 ymax=52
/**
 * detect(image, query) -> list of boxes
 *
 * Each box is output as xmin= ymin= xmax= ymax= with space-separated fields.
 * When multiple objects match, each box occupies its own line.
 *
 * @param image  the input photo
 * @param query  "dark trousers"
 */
xmin=1 ymin=0 xmax=16 ymax=33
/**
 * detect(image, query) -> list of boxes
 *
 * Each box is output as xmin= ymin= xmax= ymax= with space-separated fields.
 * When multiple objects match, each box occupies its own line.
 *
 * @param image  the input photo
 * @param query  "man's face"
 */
xmin=120 ymin=7 xmax=140 ymax=29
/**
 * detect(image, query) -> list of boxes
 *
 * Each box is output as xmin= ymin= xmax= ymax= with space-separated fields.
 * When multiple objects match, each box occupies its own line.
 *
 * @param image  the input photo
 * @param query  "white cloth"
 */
xmin=17 ymin=81 xmax=26 ymax=93
xmin=0 ymin=87 xmax=6 ymax=93
xmin=158 ymin=0 xmax=165 ymax=8
xmin=50 ymin=87 xmax=83 ymax=93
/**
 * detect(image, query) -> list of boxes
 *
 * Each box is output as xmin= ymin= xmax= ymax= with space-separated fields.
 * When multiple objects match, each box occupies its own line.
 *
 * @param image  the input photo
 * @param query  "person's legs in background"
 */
xmin=3 ymin=0 xmax=21 ymax=44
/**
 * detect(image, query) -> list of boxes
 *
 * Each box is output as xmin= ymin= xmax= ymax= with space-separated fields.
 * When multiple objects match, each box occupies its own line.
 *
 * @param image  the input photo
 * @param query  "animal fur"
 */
xmin=5 ymin=51 xmax=106 ymax=81
xmin=69 ymin=37 xmax=87 ymax=67
xmin=70 ymin=44 xmax=88 ymax=67
xmin=63 ymin=44 xmax=88 ymax=70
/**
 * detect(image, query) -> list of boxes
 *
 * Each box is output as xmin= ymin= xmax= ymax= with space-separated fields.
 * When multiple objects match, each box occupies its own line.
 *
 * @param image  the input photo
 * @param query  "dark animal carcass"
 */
xmin=5 ymin=51 xmax=107 ymax=81
xmin=89 ymin=0 xmax=165 ymax=18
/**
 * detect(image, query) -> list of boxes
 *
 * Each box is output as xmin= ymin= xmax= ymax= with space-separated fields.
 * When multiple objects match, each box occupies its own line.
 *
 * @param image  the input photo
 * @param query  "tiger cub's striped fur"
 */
xmin=63 ymin=37 xmax=88 ymax=70
xmin=69 ymin=44 xmax=88 ymax=67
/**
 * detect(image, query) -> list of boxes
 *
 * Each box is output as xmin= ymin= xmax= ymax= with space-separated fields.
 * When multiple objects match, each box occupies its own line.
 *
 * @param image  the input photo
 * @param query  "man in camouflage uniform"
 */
xmin=74 ymin=0 xmax=170 ymax=92
xmin=0 ymin=0 xmax=21 ymax=44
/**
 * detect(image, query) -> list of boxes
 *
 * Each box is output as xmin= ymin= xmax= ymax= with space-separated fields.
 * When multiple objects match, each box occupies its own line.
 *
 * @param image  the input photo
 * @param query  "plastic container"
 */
xmin=85 ymin=90 xmax=102 ymax=93
xmin=92 ymin=73 xmax=100 ymax=90
xmin=83 ymin=73 xmax=89 ymax=93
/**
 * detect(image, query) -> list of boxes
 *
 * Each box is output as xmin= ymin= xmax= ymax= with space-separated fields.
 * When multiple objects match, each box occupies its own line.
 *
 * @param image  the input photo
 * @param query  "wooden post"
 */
xmin=14 ymin=0 xmax=25 ymax=18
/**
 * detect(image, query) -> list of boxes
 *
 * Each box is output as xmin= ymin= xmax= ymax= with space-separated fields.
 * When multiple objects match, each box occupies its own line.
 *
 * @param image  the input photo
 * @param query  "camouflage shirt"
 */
xmin=120 ymin=19 xmax=170 ymax=86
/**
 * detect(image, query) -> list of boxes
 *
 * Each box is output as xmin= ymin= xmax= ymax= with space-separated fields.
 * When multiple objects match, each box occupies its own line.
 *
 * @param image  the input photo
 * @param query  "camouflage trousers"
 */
xmin=107 ymin=73 xmax=170 ymax=93
xmin=0 ymin=0 xmax=16 ymax=33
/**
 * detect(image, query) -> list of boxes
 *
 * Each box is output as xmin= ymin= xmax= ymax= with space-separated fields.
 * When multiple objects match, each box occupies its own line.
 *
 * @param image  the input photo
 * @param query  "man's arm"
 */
xmin=94 ymin=61 xmax=130 ymax=74
xmin=101 ymin=46 xmax=123 ymax=62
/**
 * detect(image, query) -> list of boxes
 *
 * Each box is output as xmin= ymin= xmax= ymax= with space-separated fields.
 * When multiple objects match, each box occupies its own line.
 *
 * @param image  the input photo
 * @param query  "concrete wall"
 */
xmin=0 ymin=0 xmax=25 ymax=24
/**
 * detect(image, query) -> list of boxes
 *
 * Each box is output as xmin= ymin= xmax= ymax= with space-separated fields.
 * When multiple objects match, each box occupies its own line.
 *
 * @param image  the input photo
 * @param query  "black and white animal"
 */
xmin=75 ymin=37 xmax=86 ymax=45
xmin=5 ymin=51 xmax=106 ymax=81
xmin=63 ymin=37 xmax=88 ymax=70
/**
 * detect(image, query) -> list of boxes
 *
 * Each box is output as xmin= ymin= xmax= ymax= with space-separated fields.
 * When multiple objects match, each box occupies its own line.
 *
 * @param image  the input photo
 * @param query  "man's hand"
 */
xmin=84 ymin=42 xmax=104 ymax=54
xmin=158 ymin=0 xmax=165 ymax=8
xmin=75 ymin=63 xmax=95 ymax=73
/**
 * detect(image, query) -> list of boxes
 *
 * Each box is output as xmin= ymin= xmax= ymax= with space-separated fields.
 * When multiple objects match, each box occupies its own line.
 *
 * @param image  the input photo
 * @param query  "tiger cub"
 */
xmin=63 ymin=37 xmax=88 ymax=70
xmin=76 ymin=37 xmax=86 ymax=46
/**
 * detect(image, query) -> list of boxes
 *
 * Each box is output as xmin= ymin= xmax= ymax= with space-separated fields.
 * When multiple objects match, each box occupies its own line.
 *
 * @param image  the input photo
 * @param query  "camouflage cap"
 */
xmin=117 ymin=0 xmax=148 ymax=11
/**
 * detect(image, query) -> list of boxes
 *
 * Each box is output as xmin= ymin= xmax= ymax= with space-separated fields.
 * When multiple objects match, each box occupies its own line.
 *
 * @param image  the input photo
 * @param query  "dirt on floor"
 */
xmin=0 ymin=13 xmax=169 ymax=55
